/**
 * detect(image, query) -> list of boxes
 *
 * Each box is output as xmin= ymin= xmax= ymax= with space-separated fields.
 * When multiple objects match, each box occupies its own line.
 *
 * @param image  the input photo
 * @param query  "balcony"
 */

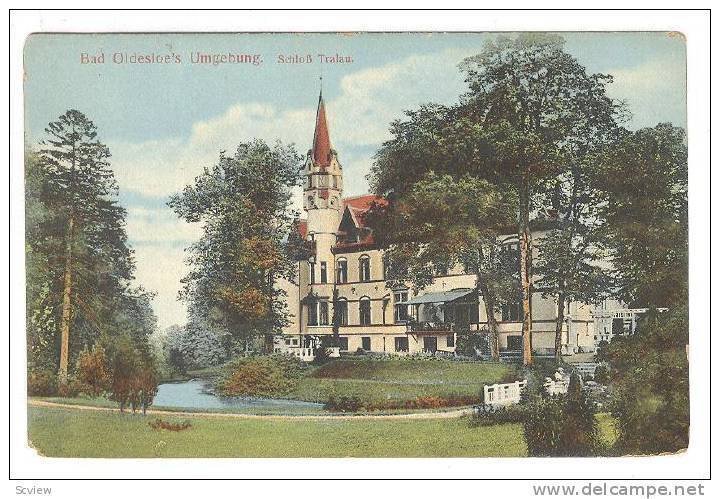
xmin=406 ymin=321 xmax=455 ymax=334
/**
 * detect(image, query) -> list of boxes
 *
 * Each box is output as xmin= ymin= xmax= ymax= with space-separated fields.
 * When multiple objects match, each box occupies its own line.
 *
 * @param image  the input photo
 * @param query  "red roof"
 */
xmin=342 ymin=195 xmax=386 ymax=229
xmin=312 ymin=94 xmax=332 ymax=168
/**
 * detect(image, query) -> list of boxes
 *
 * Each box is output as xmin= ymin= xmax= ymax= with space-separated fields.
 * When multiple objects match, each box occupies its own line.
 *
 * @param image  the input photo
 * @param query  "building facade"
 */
xmin=275 ymin=93 xmax=599 ymax=360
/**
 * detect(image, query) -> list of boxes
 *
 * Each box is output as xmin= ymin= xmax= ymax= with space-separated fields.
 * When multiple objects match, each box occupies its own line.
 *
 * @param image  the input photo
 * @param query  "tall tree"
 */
xmin=457 ymin=34 xmax=619 ymax=364
xmin=169 ymin=140 xmax=303 ymax=346
xmin=369 ymin=172 xmax=517 ymax=359
xmin=36 ymin=110 xmax=133 ymax=383
xmin=590 ymin=124 xmax=688 ymax=309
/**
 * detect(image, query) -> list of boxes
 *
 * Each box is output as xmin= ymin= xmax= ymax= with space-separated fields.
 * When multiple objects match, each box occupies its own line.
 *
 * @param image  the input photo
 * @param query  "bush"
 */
xmin=522 ymin=374 xmax=599 ymax=457
xmin=109 ymin=342 xmax=137 ymax=411
xmin=600 ymin=306 xmax=689 ymax=454
xmin=75 ymin=345 xmax=111 ymax=396
xmin=469 ymin=403 xmax=529 ymax=427
xmin=217 ymin=355 xmax=304 ymax=397
xmin=594 ymin=364 xmax=610 ymax=384
xmin=312 ymin=346 xmax=331 ymax=366
xmin=132 ymin=366 xmax=159 ymax=415
xmin=148 ymin=418 xmax=191 ymax=432
xmin=27 ymin=370 xmax=57 ymax=396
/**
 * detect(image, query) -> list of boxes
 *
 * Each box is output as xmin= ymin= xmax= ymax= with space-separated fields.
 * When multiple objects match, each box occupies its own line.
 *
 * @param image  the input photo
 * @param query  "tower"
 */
xmin=304 ymin=90 xmax=343 ymax=230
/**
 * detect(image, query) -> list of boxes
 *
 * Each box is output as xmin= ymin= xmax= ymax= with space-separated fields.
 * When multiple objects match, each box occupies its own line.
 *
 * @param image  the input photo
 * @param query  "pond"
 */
xmin=153 ymin=379 xmax=325 ymax=414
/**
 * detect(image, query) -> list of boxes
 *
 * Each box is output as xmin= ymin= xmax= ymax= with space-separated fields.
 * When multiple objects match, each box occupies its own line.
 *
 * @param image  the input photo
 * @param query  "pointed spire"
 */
xmin=312 ymin=88 xmax=332 ymax=168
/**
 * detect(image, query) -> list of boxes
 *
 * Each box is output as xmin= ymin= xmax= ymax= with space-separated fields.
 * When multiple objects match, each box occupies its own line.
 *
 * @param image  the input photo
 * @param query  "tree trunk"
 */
xmin=519 ymin=175 xmax=533 ymax=366
xmin=477 ymin=278 xmax=500 ymax=361
xmin=554 ymin=292 xmax=567 ymax=361
xmin=58 ymin=215 xmax=75 ymax=384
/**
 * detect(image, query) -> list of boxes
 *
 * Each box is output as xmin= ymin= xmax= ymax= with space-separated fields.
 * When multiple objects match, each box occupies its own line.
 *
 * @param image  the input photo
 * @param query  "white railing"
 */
xmin=483 ymin=380 xmax=527 ymax=406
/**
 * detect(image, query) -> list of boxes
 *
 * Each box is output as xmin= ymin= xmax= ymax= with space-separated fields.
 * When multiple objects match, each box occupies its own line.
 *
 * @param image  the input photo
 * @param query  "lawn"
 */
xmin=27 ymin=405 xmax=527 ymax=458
xmin=288 ymin=358 xmax=514 ymax=406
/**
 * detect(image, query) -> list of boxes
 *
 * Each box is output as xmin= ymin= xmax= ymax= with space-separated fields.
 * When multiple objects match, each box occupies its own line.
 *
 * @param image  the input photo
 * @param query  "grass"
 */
xmin=27 ymin=405 xmax=527 ymax=458
xmin=287 ymin=358 xmax=513 ymax=406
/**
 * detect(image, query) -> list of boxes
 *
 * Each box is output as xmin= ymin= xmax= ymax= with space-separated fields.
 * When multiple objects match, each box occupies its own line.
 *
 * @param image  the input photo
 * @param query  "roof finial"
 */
xmin=319 ymin=69 xmax=323 ymax=99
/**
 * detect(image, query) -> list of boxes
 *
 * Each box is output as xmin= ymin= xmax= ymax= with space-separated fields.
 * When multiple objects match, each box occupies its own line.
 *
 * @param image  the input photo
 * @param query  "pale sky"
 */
xmin=24 ymin=32 xmax=687 ymax=331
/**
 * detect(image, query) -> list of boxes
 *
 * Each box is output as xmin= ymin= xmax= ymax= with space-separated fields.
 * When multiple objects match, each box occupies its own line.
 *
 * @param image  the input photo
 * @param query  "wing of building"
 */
xmin=274 ymin=91 xmax=615 ymax=361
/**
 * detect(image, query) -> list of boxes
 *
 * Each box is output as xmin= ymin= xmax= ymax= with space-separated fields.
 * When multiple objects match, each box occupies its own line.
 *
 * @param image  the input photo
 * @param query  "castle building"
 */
xmin=275 ymin=92 xmax=598 ymax=360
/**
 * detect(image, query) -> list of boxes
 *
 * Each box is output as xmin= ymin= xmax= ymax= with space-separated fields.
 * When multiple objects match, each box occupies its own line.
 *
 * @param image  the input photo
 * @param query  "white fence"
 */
xmin=483 ymin=380 xmax=527 ymax=406
xmin=482 ymin=367 xmax=580 ymax=406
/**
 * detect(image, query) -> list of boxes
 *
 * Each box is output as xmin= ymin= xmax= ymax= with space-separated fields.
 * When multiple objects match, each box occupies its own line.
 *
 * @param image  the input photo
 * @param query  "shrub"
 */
xmin=132 ymin=366 xmax=159 ymax=415
xmin=325 ymin=394 xmax=364 ymax=412
xmin=522 ymin=374 xmax=599 ymax=457
xmin=594 ymin=364 xmax=610 ymax=384
xmin=469 ymin=403 xmax=529 ymax=427
xmin=217 ymin=355 xmax=304 ymax=397
xmin=148 ymin=418 xmax=192 ymax=431
xmin=557 ymin=374 xmax=599 ymax=456
xmin=27 ymin=370 xmax=57 ymax=396
xmin=75 ymin=345 xmax=111 ymax=396
xmin=109 ymin=340 xmax=139 ymax=412
xmin=601 ymin=306 xmax=689 ymax=454
xmin=312 ymin=346 xmax=331 ymax=366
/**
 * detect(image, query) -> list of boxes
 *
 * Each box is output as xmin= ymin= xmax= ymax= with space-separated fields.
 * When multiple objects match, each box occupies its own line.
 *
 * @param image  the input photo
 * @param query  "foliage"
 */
xmin=109 ymin=338 xmax=138 ymax=411
xmin=455 ymin=329 xmax=490 ymax=357
xmin=599 ymin=305 xmax=689 ymax=454
xmin=594 ymin=364 xmax=610 ymax=385
xmin=217 ymin=355 xmax=305 ymax=397
xmin=27 ymin=370 xmax=58 ymax=397
xmin=26 ymin=110 xmax=157 ymax=382
xmin=590 ymin=124 xmax=688 ymax=309
xmin=469 ymin=403 xmax=529 ymax=427
xmin=132 ymin=365 xmax=159 ymax=414
xmin=522 ymin=397 xmax=566 ymax=456
xmin=558 ymin=374 xmax=599 ymax=455
xmin=169 ymin=140 xmax=303 ymax=343
xmin=75 ymin=345 xmax=111 ymax=396
xmin=148 ymin=418 xmax=192 ymax=432
xmin=522 ymin=374 xmax=599 ymax=457
xmin=163 ymin=318 xmax=232 ymax=374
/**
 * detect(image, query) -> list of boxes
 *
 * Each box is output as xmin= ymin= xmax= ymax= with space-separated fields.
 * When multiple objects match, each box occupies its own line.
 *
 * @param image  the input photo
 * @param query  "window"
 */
xmin=319 ymin=302 xmax=329 ymax=325
xmin=285 ymin=339 xmax=291 ymax=346
xmin=320 ymin=262 xmax=327 ymax=283
xmin=361 ymin=337 xmax=371 ymax=351
xmin=394 ymin=291 xmax=409 ymax=323
xmin=359 ymin=255 xmax=371 ymax=282
xmin=338 ymin=337 xmax=349 ymax=351
xmin=447 ymin=335 xmax=455 ymax=348
xmin=292 ymin=338 xmax=299 ymax=346
xmin=336 ymin=259 xmax=348 ymax=283
xmin=307 ymin=302 xmax=318 ymax=326
xmin=309 ymin=261 xmax=315 ymax=284
xmin=423 ymin=336 xmax=438 ymax=353
xmin=335 ymin=299 xmax=348 ymax=326
xmin=394 ymin=337 xmax=409 ymax=352
xmin=501 ymin=301 xmax=524 ymax=322
xmin=359 ymin=297 xmax=371 ymax=325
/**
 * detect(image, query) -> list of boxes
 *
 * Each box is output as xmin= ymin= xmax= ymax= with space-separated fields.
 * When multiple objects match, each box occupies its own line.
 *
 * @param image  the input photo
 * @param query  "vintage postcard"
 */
xmin=20 ymin=25 xmax=695 ymax=469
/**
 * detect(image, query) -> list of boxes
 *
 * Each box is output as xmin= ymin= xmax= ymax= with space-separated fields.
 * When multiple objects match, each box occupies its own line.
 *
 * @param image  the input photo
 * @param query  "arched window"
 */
xmin=359 ymin=297 xmax=371 ymax=326
xmin=336 ymin=257 xmax=348 ymax=283
xmin=359 ymin=254 xmax=371 ymax=282
xmin=335 ymin=298 xmax=348 ymax=326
